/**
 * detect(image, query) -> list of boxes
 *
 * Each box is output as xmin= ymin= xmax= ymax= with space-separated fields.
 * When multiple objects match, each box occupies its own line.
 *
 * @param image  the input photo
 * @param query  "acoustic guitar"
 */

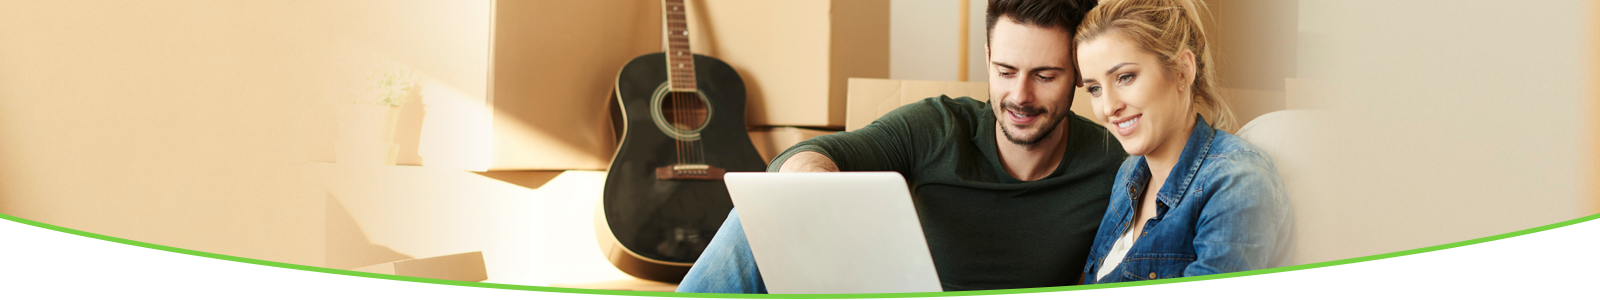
xmin=600 ymin=0 xmax=767 ymax=283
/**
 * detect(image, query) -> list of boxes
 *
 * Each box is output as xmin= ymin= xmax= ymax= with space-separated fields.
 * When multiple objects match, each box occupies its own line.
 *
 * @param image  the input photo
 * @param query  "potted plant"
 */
xmin=336 ymin=56 xmax=420 ymax=166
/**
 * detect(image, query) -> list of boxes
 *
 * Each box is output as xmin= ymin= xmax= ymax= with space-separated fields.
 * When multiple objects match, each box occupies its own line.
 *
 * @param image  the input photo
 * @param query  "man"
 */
xmin=676 ymin=0 xmax=1123 ymax=292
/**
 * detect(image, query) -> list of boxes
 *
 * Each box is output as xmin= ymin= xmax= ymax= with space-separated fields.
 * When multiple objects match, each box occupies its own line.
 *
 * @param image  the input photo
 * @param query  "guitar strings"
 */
xmin=695 ymin=93 xmax=706 ymax=173
xmin=689 ymin=91 xmax=700 ymax=172
xmin=675 ymin=86 xmax=684 ymax=169
xmin=666 ymin=1 xmax=709 ymax=175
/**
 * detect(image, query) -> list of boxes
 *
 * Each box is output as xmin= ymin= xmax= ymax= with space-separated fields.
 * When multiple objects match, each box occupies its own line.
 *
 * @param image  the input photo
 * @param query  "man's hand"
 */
xmin=776 ymin=151 xmax=840 ymax=172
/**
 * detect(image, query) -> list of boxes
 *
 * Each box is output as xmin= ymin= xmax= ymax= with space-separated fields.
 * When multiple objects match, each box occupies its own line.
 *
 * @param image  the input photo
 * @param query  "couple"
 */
xmin=679 ymin=0 xmax=1292 ymax=292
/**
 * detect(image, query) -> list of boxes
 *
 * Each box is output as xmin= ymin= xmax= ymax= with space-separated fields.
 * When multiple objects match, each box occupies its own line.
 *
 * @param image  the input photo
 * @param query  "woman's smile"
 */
xmin=1110 ymin=114 xmax=1140 ymax=137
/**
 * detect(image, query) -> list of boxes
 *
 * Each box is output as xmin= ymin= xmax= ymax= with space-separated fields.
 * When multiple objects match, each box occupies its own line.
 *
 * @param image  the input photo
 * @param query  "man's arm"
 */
xmin=775 ymin=151 xmax=840 ymax=172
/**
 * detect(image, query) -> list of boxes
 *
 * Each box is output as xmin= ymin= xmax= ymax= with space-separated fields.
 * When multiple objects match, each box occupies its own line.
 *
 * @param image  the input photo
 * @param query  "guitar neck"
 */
xmin=662 ymin=0 xmax=697 ymax=92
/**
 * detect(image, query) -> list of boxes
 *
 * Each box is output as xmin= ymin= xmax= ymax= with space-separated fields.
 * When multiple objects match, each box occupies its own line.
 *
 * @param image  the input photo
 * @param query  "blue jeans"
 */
xmin=675 ymin=208 xmax=768 ymax=293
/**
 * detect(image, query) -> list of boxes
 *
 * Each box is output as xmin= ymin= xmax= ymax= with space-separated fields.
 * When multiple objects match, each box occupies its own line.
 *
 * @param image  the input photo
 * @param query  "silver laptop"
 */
xmin=723 ymin=172 xmax=942 ymax=294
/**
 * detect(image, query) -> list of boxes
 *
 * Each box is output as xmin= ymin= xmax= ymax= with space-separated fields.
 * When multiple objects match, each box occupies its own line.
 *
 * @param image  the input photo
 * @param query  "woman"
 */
xmin=1073 ymin=0 xmax=1293 ymax=284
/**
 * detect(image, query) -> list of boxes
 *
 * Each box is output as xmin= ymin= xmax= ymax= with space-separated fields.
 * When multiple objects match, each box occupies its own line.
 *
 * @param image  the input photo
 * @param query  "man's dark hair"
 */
xmin=985 ymin=0 xmax=1098 ymax=43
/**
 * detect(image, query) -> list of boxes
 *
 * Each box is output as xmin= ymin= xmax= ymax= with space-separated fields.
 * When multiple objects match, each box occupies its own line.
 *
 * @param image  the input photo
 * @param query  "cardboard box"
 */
xmin=1218 ymin=87 xmax=1285 ymax=131
xmin=486 ymin=0 xmax=665 ymax=170
xmin=352 ymin=251 xmax=489 ymax=282
xmin=690 ymin=0 xmax=890 ymax=128
xmin=318 ymin=0 xmax=662 ymax=171
xmin=846 ymin=78 xmax=986 ymax=132
xmin=551 ymin=279 xmax=678 ymax=292
xmin=845 ymin=78 xmax=1102 ymax=132
xmin=747 ymin=127 xmax=842 ymax=164
xmin=361 ymin=0 xmax=888 ymax=170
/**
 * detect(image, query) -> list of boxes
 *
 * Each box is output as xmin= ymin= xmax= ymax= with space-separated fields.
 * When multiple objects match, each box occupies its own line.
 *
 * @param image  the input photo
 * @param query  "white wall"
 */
xmin=890 ymin=0 xmax=963 ymax=81
xmin=968 ymin=0 xmax=989 ymax=82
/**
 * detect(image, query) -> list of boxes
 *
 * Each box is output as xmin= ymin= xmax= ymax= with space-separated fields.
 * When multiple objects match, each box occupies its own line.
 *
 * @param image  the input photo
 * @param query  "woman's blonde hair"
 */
xmin=1075 ymin=0 xmax=1236 ymax=132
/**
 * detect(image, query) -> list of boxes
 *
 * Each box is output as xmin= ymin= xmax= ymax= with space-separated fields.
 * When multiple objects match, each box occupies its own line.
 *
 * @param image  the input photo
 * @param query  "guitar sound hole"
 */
xmin=660 ymin=91 xmax=708 ymax=132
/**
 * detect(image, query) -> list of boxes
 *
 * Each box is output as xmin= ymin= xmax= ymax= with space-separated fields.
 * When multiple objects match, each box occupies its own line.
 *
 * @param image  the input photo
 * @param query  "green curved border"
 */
xmin=3 ymin=211 xmax=1597 ymax=298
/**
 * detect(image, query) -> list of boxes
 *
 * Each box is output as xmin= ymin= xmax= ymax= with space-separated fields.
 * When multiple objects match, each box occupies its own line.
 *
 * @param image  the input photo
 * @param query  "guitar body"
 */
xmin=602 ymin=52 xmax=766 ymax=282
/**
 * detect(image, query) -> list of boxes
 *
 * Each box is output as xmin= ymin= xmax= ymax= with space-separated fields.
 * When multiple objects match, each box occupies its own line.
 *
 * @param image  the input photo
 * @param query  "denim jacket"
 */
xmin=1080 ymin=115 xmax=1294 ymax=284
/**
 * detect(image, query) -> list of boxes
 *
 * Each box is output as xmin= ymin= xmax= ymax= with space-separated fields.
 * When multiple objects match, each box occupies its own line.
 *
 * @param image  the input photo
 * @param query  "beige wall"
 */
xmin=1204 ymin=0 xmax=1297 ymax=129
xmin=1 ymin=0 xmax=1595 ymax=284
xmin=0 ymin=0 xmax=521 ymax=274
xmin=0 ymin=0 xmax=335 ymax=266
xmin=891 ymin=0 xmax=962 ymax=81
xmin=1288 ymin=0 xmax=1595 ymax=263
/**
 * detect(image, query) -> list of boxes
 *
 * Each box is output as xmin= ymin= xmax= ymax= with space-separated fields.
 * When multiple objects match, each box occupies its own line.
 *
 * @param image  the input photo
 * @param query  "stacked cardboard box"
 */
xmin=471 ymin=0 xmax=890 ymax=171
xmin=352 ymin=251 xmax=488 ymax=282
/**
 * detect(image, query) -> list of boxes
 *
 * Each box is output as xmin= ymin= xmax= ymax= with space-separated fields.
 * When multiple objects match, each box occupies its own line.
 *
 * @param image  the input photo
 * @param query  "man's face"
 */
xmin=986 ymin=16 xmax=1077 ymax=147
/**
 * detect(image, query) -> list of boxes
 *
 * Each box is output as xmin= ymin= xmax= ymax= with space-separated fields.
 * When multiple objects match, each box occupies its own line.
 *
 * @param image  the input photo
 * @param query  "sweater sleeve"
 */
xmin=766 ymin=96 xmax=966 ymax=173
xmin=1184 ymin=149 xmax=1293 ymax=276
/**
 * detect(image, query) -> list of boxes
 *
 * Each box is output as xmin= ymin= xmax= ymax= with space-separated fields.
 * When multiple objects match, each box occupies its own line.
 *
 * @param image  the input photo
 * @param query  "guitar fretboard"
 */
xmin=663 ymin=0 xmax=696 ymax=92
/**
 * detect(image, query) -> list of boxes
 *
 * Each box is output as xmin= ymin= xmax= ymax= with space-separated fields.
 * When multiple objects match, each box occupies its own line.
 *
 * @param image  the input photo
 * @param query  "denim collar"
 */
xmin=1125 ymin=114 xmax=1215 ymax=208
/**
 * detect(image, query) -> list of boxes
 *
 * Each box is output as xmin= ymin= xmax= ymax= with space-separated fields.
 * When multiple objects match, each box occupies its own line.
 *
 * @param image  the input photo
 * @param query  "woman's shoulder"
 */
xmin=1203 ymin=130 xmax=1278 ymax=175
xmin=1190 ymin=130 xmax=1286 ymax=198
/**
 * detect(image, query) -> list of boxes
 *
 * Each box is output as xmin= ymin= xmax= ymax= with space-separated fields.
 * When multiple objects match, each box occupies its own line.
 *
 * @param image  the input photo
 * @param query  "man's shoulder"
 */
xmin=871 ymin=95 xmax=990 ymax=133
xmin=1067 ymin=112 xmax=1115 ymax=146
xmin=890 ymin=95 xmax=989 ymax=119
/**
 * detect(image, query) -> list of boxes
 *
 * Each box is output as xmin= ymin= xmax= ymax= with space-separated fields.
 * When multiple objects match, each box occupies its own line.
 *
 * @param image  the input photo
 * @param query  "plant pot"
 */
xmin=335 ymin=103 xmax=401 ymax=165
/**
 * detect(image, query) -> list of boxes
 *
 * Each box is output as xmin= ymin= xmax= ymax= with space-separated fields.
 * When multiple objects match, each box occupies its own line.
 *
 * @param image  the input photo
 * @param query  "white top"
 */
xmin=1097 ymin=222 xmax=1141 ymax=281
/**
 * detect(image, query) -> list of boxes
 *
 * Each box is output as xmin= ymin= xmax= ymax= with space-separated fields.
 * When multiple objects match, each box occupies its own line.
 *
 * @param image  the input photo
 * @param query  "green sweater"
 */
xmin=769 ymin=95 xmax=1127 ymax=291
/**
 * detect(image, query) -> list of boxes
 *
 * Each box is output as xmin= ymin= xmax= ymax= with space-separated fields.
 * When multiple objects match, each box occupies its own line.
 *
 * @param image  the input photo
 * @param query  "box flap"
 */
xmin=351 ymin=251 xmax=488 ymax=282
xmin=748 ymin=127 xmax=841 ymax=163
xmin=846 ymin=78 xmax=988 ymax=131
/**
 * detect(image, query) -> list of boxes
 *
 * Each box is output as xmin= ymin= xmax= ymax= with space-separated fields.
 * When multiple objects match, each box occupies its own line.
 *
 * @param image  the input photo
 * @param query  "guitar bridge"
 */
xmin=655 ymin=164 xmax=726 ymax=180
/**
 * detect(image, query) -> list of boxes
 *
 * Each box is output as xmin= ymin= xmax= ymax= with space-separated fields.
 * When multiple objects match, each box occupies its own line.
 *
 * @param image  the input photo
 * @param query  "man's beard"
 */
xmin=997 ymin=100 xmax=1067 ymax=147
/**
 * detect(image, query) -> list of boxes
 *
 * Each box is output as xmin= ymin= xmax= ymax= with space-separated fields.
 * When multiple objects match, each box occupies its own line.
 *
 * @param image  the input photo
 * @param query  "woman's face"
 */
xmin=1076 ymin=34 xmax=1195 ymax=158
